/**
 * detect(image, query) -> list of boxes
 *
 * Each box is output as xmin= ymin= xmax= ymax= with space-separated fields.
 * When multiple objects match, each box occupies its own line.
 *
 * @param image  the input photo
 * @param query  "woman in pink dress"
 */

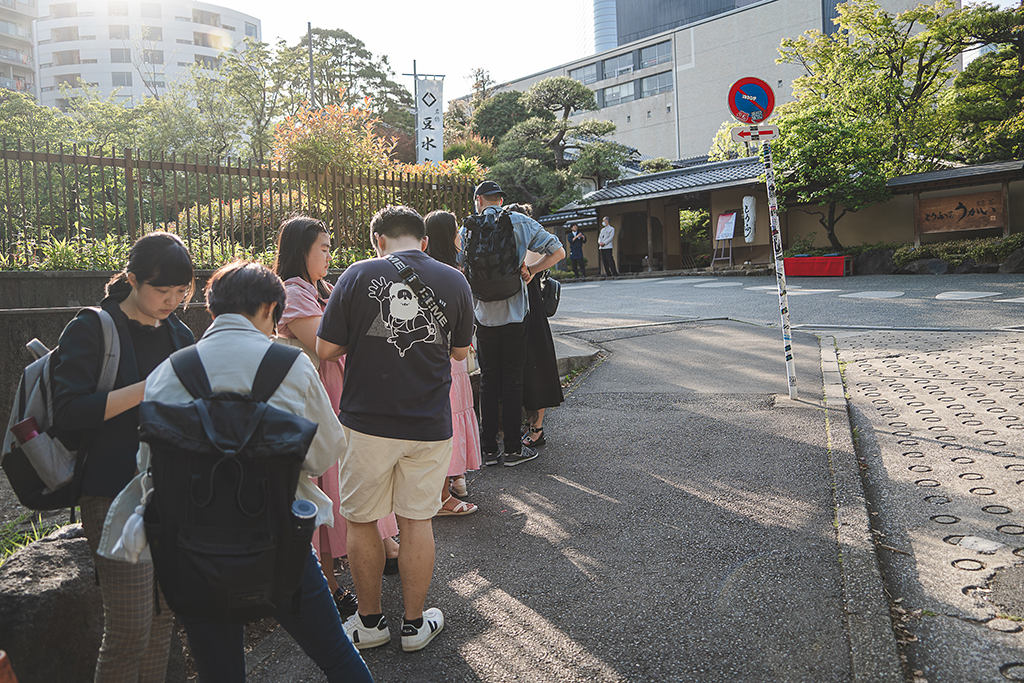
xmin=425 ymin=210 xmax=481 ymax=515
xmin=274 ymin=216 xmax=401 ymax=615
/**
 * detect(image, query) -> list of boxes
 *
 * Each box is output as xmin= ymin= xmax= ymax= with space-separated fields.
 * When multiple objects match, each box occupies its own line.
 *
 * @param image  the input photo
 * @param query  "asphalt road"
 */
xmin=555 ymin=273 xmax=1024 ymax=331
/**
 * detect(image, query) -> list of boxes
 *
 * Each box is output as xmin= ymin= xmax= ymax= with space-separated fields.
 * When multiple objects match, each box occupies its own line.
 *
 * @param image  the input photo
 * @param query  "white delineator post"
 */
xmin=753 ymin=126 xmax=797 ymax=399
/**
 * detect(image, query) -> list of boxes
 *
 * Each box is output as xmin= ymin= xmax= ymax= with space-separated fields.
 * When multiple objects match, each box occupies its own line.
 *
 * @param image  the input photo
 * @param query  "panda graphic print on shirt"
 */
xmin=366 ymin=276 xmax=446 ymax=357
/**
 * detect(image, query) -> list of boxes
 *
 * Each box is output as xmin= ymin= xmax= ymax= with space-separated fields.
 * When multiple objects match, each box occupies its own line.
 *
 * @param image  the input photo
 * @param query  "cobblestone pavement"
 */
xmin=835 ymin=330 xmax=1024 ymax=683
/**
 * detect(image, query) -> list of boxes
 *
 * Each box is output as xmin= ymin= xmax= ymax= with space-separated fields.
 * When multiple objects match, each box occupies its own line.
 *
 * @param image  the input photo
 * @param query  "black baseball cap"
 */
xmin=474 ymin=180 xmax=506 ymax=198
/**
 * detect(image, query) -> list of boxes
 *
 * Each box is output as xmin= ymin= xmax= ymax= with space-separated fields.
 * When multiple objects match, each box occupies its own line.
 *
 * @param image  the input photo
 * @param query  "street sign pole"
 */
xmin=755 ymin=127 xmax=797 ymax=399
xmin=726 ymin=76 xmax=795 ymax=399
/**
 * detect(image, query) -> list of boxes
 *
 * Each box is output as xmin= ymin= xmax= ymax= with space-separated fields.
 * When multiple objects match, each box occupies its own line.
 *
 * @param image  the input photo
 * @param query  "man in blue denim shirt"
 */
xmin=458 ymin=181 xmax=565 ymax=466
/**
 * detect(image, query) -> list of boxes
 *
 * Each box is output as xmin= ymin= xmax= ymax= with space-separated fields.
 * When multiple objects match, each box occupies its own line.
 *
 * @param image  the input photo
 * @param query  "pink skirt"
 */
xmin=313 ymin=463 xmax=399 ymax=559
xmin=448 ymin=357 xmax=481 ymax=477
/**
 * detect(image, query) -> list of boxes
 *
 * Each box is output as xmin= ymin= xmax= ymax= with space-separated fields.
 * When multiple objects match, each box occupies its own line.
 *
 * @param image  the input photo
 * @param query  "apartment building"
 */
xmin=0 ymin=0 xmax=36 ymax=95
xmin=35 ymin=0 xmax=259 ymax=107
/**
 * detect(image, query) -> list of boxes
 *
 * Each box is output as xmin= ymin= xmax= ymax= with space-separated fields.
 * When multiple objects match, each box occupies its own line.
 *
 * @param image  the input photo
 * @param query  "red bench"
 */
xmin=783 ymin=256 xmax=853 ymax=277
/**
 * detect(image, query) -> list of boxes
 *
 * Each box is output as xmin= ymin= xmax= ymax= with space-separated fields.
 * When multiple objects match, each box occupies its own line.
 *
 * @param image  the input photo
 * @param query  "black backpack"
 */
xmin=462 ymin=209 xmax=522 ymax=302
xmin=141 ymin=344 xmax=319 ymax=623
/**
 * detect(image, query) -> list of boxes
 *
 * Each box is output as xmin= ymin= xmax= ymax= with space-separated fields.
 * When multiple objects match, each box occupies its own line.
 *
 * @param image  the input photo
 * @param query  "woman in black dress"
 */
xmin=506 ymin=204 xmax=563 ymax=447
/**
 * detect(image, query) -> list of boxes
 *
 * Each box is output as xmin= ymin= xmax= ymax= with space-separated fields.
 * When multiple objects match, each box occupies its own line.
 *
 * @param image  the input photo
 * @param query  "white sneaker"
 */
xmin=401 ymin=608 xmax=444 ymax=652
xmin=343 ymin=613 xmax=390 ymax=650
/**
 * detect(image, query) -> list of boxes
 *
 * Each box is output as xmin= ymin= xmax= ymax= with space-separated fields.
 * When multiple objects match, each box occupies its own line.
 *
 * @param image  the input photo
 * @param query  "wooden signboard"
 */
xmin=917 ymin=191 xmax=1004 ymax=234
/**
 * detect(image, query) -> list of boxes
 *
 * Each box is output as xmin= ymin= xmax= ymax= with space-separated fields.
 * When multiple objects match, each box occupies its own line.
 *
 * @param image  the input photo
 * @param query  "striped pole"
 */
xmin=752 ymin=125 xmax=797 ymax=399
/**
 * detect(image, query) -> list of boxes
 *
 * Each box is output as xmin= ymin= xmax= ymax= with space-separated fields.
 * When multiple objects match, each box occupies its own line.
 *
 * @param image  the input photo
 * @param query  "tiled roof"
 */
xmin=887 ymin=159 xmax=1024 ymax=191
xmin=578 ymin=157 xmax=764 ymax=207
xmin=537 ymin=206 xmax=597 ymax=226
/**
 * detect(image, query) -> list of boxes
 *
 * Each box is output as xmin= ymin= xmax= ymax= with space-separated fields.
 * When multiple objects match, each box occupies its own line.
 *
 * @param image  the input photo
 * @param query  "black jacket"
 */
xmin=51 ymin=293 xmax=194 ymax=498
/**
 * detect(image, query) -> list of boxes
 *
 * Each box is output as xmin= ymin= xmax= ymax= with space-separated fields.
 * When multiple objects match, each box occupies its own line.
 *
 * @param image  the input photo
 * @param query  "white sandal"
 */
xmin=436 ymin=495 xmax=478 ymax=516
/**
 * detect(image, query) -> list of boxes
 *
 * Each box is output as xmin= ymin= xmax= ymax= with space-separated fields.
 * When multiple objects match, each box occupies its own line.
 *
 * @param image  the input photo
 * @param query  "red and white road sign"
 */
xmin=728 ymin=77 xmax=776 ymax=124
xmin=730 ymin=125 xmax=779 ymax=142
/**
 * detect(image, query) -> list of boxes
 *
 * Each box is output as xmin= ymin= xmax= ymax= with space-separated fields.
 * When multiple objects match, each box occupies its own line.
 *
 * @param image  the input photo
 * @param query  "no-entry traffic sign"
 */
xmin=728 ymin=77 xmax=775 ymax=124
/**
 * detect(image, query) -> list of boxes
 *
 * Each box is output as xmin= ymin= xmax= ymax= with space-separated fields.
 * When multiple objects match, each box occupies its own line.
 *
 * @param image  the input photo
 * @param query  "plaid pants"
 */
xmin=79 ymin=496 xmax=173 ymax=683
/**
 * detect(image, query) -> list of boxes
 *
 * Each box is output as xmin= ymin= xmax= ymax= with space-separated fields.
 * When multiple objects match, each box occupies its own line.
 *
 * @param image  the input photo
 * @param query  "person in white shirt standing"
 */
xmin=597 ymin=216 xmax=619 ymax=277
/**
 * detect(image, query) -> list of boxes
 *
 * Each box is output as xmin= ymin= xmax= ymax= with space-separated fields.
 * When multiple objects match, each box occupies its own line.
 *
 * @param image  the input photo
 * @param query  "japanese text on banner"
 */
xmin=415 ymin=78 xmax=443 ymax=164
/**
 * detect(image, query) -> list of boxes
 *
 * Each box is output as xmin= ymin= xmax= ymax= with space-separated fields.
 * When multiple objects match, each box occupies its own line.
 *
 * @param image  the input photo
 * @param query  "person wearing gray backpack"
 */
xmin=50 ymin=232 xmax=195 ymax=683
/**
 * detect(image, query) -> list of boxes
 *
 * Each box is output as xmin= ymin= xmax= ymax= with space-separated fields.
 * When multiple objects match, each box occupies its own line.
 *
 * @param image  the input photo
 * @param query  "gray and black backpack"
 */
xmin=462 ymin=209 xmax=522 ymax=302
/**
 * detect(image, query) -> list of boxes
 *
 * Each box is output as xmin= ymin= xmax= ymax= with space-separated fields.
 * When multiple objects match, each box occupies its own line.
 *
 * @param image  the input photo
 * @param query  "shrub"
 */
xmin=893 ymin=233 xmax=1024 ymax=268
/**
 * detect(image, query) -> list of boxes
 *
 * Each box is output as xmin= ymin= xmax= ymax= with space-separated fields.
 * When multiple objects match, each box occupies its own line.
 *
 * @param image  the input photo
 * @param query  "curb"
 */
xmin=819 ymin=336 xmax=905 ymax=683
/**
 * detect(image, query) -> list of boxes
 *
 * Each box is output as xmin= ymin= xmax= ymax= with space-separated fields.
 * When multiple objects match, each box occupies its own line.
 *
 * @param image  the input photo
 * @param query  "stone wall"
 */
xmin=0 ymin=306 xmax=214 ymax=424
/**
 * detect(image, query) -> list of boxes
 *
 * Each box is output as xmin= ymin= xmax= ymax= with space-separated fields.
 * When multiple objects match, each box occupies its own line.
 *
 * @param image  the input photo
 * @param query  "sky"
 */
xmin=231 ymin=0 xmax=589 ymax=103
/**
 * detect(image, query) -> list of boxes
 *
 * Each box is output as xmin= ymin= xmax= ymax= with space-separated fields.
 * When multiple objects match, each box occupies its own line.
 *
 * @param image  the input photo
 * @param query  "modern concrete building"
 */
xmin=34 ymin=0 xmax=260 ymax=107
xmin=0 ymin=0 xmax=36 ymax=96
xmin=490 ymin=0 xmax=920 ymax=162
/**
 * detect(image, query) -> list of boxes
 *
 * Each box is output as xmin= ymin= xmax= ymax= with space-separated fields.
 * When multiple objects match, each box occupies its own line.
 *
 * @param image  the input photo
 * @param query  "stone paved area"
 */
xmin=837 ymin=330 xmax=1024 ymax=683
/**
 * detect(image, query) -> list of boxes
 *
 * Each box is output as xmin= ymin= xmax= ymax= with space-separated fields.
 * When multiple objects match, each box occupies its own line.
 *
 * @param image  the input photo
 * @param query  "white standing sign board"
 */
xmin=415 ymin=77 xmax=443 ymax=164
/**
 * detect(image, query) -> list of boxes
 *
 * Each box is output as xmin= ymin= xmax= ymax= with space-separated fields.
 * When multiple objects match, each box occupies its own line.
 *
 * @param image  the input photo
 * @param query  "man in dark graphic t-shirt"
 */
xmin=316 ymin=205 xmax=473 ymax=654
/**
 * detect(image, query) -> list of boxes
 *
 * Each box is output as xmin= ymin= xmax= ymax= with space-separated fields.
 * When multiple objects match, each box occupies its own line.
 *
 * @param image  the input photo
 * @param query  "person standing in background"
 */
xmin=598 ymin=217 xmax=618 ymax=277
xmin=567 ymin=224 xmax=586 ymax=278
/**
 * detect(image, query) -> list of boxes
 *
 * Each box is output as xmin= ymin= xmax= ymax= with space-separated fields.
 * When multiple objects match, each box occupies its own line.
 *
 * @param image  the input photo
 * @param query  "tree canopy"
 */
xmin=485 ymin=76 xmax=631 ymax=214
xmin=770 ymin=0 xmax=1023 ymax=248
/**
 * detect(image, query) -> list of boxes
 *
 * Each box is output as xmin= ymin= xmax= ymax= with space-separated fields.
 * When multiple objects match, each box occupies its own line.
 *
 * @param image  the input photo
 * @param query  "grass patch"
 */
xmin=0 ymin=512 xmax=63 ymax=568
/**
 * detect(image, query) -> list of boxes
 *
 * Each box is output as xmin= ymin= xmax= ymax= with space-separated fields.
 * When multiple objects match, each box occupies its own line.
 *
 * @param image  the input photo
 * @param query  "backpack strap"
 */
xmin=169 ymin=347 xmax=214 ymax=400
xmin=384 ymin=254 xmax=451 ymax=339
xmin=251 ymin=344 xmax=302 ymax=404
xmin=89 ymin=308 xmax=121 ymax=394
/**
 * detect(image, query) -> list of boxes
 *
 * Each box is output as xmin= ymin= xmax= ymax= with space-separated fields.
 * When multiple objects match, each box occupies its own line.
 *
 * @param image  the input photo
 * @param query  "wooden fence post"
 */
xmin=124 ymin=148 xmax=136 ymax=241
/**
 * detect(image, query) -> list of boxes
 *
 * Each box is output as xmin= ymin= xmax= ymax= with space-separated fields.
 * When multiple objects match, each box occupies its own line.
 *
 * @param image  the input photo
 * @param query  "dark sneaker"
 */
xmin=401 ymin=608 xmax=444 ymax=652
xmin=343 ymin=613 xmax=390 ymax=650
xmin=483 ymin=452 xmax=500 ymax=466
xmin=503 ymin=445 xmax=538 ymax=467
xmin=333 ymin=589 xmax=358 ymax=619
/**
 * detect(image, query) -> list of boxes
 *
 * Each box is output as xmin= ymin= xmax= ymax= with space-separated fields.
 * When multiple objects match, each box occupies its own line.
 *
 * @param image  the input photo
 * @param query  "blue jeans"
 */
xmin=476 ymin=320 xmax=528 ymax=456
xmin=179 ymin=548 xmax=373 ymax=683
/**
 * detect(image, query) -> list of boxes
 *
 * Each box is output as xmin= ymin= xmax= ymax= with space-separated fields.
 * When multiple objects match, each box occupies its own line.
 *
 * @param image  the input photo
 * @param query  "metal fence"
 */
xmin=0 ymin=139 xmax=475 ymax=266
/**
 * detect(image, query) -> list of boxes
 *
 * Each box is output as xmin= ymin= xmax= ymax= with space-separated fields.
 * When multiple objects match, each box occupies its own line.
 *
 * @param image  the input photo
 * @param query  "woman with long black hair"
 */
xmin=52 ymin=231 xmax=195 ymax=683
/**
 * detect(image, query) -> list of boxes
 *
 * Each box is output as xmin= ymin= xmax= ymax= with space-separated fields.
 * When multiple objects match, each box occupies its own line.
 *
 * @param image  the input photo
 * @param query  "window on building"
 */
xmin=110 ymin=47 xmax=130 ymax=62
xmin=107 ymin=1 xmax=127 ymax=16
xmin=109 ymin=24 xmax=129 ymax=39
xmin=141 ymin=26 xmax=162 ymax=41
xmin=112 ymin=71 xmax=131 ymax=86
xmin=193 ymin=32 xmax=226 ymax=50
xmin=55 ymin=73 xmax=81 ymax=88
xmin=142 ymin=49 xmax=163 ymax=64
xmin=52 ymin=26 xmax=79 ymax=42
xmin=245 ymin=22 xmax=257 ymax=38
xmin=140 ymin=2 xmax=160 ymax=18
xmin=192 ymin=9 xmax=220 ymax=26
xmin=143 ymin=77 xmax=165 ymax=88
xmin=569 ymin=63 xmax=598 ymax=85
xmin=640 ymin=41 xmax=671 ymax=69
xmin=602 ymin=52 xmax=634 ymax=79
xmin=50 ymin=3 xmax=77 ymax=18
xmin=195 ymin=54 xmax=220 ymax=69
xmin=53 ymin=49 xmax=80 ymax=66
xmin=641 ymin=71 xmax=673 ymax=97
xmin=602 ymin=81 xmax=636 ymax=107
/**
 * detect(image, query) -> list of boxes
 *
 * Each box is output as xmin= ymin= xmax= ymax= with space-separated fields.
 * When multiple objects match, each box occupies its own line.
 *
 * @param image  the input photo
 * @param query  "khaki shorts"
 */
xmin=338 ymin=426 xmax=453 ymax=523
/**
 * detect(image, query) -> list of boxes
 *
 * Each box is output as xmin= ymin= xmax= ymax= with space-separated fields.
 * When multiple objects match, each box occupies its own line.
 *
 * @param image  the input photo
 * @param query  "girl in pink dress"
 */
xmin=274 ymin=216 xmax=401 ymax=615
xmin=425 ymin=210 xmax=481 ymax=514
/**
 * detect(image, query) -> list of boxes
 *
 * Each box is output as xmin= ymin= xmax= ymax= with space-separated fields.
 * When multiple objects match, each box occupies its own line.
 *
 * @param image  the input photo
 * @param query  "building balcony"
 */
xmin=0 ymin=22 xmax=32 ymax=40
xmin=0 ymin=46 xmax=31 ymax=67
